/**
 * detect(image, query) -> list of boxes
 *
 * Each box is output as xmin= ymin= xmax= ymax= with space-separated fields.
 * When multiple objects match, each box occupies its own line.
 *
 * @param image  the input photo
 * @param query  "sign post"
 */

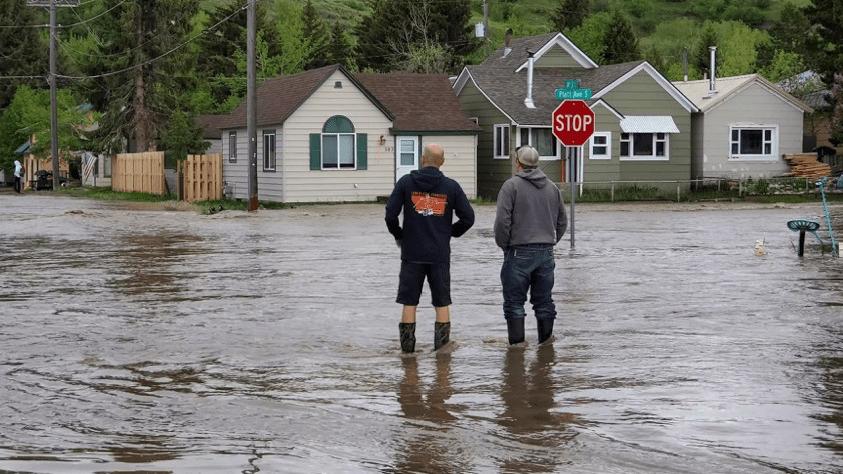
xmin=552 ymin=99 xmax=595 ymax=249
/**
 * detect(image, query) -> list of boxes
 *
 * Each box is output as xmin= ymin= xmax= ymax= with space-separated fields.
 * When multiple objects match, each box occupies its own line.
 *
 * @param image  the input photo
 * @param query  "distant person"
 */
xmin=13 ymin=160 xmax=23 ymax=194
xmin=494 ymin=146 xmax=567 ymax=345
xmin=385 ymin=143 xmax=475 ymax=353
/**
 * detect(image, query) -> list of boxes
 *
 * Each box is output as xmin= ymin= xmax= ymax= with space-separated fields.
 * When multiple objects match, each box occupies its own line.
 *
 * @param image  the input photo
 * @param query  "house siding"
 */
xmin=456 ymin=79 xmax=513 ymax=199
xmin=535 ymin=47 xmax=580 ymax=68
xmin=421 ymin=135 xmax=477 ymax=199
xmin=690 ymin=113 xmax=705 ymax=180
xmin=221 ymin=126 xmax=283 ymax=201
xmin=283 ymin=70 xmax=393 ymax=203
xmin=701 ymin=82 xmax=804 ymax=178
xmin=602 ymin=70 xmax=692 ymax=187
xmin=582 ymin=104 xmax=622 ymax=186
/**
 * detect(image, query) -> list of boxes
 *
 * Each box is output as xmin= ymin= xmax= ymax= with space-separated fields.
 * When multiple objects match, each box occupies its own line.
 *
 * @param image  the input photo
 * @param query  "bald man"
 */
xmin=385 ymin=144 xmax=475 ymax=353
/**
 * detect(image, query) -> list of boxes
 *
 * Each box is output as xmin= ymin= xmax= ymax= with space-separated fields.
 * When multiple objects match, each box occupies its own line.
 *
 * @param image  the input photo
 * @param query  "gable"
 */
xmin=592 ymin=62 xmax=698 ymax=113
xmin=515 ymin=33 xmax=598 ymax=72
xmin=535 ymin=45 xmax=581 ymax=68
xmin=599 ymin=69 xmax=689 ymax=116
xmin=706 ymin=80 xmax=812 ymax=115
xmin=287 ymin=69 xmax=393 ymax=126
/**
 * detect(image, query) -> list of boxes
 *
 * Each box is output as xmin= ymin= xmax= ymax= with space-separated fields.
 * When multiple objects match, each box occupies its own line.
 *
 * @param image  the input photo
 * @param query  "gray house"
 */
xmin=453 ymin=32 xmax=699 ymax=198
xmin=218 ymin=65 xmax=479 ymax=202
xmin=674 ymin=74 xmax=813 ymax=179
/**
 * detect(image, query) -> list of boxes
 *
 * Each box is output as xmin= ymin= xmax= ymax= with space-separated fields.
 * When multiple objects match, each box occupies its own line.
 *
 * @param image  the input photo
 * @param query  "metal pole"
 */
xmin=246 ymin=0 xmax=258 ymax=211
xmin=49 ymin=0 xmax=59 ymax=190
xmin=569 ymin=146 xmax=575 ymax=249
xmin=482 ymin=0 xmax=489 ymax=40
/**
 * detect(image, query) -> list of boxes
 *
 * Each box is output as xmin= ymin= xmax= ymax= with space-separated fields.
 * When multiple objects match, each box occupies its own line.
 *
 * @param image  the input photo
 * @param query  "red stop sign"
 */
xmin=552 ymin=100 xmax=595 ymax=147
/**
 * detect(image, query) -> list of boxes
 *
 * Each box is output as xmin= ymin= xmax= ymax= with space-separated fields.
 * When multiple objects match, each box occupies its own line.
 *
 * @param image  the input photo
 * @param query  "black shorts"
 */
xmin=396 ymin=261 xmax=451 ymax=307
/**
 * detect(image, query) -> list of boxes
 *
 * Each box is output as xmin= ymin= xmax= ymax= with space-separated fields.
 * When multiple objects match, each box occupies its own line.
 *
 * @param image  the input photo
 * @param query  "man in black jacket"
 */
xmin=385 ymin=143 xmax=475 ymax=353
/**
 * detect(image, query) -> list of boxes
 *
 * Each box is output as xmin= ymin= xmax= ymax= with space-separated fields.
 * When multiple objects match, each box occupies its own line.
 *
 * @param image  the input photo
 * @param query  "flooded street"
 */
xmin=1 ymin=193 xmax=842 ymax=473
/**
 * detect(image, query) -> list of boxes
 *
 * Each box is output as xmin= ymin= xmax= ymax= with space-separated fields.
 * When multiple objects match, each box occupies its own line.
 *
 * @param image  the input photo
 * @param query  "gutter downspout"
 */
xmin=524 ymin=49 xmax=536 ymax=109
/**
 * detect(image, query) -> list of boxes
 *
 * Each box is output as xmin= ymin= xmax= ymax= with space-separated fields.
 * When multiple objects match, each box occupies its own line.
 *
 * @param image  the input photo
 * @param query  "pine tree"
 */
xmin=301 ymin=0 xmax=330 ymax=70
xmin=158 ymin=111 xmax=208 ymax=162
xmin=601 ymin=11 xmax=640 ymax=65
xmin=552 ymin=0 xmax=590 ymax=32
xmin=770 ymin=2 xmax=810 ymax=53
xmin=694 ymin=25 xmax=718 ymax=79
xmin=0 ymin=0 xmax=47 ymax=108
xmin=328 ymin=22 xmax=354 ymax=70
xmin=75 ymin=0 xmax=201 ymax=153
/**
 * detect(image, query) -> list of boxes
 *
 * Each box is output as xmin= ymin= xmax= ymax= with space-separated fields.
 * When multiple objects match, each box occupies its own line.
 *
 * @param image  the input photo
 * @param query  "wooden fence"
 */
xmin=181 ymin=154 xmax=223 ymax=202
xmin=112 ymin=152 xmax=166 ymax=195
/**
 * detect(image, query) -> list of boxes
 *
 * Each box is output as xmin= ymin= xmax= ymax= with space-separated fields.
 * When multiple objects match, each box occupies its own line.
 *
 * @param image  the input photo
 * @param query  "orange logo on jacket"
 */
xmin=411 ymin=192 xmax=447 ymax=217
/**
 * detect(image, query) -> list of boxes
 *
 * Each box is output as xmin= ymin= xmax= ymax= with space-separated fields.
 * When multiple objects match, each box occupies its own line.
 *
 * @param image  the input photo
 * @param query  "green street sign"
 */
xmin=555 ymin=79 xmax=592 ymax=100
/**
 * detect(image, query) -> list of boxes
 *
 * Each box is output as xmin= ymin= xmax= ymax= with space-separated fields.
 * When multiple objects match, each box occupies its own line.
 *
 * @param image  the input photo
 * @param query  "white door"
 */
xmin=396 ymin=136 xmax=419 ymax=182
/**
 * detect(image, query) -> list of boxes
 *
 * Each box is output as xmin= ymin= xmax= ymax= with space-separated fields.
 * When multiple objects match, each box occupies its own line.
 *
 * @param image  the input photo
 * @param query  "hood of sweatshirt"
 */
xmin=410 ymin=167 xmax=444 ymax=192
xmin=14 ymin=160 xmax=21 ymax=167
xmin=516 ymin=168 xmax=549 ymax=189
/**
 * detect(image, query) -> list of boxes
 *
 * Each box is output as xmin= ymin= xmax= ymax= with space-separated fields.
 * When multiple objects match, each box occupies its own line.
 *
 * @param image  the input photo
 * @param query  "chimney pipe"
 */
xmin=709 ymin=46 xmax=717 ymax=95
xmin=503 ymin=28 xmax=513 ymax=58
xmin=524 ymin=49 xmax=535 ymax=109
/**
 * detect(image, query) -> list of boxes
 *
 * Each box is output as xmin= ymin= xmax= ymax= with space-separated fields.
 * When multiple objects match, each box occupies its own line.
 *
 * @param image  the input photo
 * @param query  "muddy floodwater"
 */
xmin=1 ymin=193 xmax=842 ymax=473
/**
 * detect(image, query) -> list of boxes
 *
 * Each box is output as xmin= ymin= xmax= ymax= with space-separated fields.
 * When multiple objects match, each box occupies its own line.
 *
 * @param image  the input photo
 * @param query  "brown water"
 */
xmin=1 ymin=194 xmax=842 ymax=473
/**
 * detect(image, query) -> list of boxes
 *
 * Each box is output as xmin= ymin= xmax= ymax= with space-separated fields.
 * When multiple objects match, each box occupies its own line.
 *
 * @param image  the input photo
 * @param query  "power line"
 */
xmin=0 ymin=0 xmax=121 ymax=29
xmin=57 ymin=2 xmax=249 ymax=80
xmin=59 ymin=0 xmax=126 ymax=29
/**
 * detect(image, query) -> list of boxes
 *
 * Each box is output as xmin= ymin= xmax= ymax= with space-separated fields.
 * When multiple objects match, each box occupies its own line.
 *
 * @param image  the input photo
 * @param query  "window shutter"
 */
xmin=309 ymin=133 xmax=321 ymax=170
xmin=356 ymin=133 xmax=367 ymax=170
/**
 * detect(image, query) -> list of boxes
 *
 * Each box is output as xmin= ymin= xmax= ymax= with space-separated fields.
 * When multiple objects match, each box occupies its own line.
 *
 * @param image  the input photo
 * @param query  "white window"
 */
xmin=263 ymin=130 xmax=276 ymax=171
xmin=517 ymin=127 xmax=559 ymax=160
xmin=729 ymin=125 xmax=777 ymax=160
xmin=321 ymin=115 xmax=356 ymax=170
xmin=589 ymin=132 xmax=611 ymax=160
xmin=620 ymin=133 xmax=669 ymax=161
xmin=228 ymin=131 xmax=237 ymax=163
xmin=494 ymin=124 xmax=510 ymax=159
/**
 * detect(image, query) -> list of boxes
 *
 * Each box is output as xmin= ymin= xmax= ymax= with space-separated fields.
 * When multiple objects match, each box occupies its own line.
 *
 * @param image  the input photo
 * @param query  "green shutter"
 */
xmin=309 ymin=133 xmax=321 ymax=170
xmin=356 ymin=133 xmax=367 ymax=170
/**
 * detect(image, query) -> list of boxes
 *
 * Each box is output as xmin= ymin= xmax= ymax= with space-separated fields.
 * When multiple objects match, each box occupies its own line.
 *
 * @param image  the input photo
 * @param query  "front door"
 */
xmin=395 ymin=136 xmax=419 ymax=182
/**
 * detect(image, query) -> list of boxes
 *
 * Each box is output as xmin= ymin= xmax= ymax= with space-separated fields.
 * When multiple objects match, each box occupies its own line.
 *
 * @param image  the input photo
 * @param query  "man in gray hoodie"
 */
xmin=494 ymin=146 xmax=567 ymax=345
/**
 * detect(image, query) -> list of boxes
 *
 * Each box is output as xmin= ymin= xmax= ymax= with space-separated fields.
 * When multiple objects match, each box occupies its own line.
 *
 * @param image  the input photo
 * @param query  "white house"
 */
xmin=674 ymin=74 xmax=813 ymax=179
xmin=217 ymin=65 xmax=479 ymax=202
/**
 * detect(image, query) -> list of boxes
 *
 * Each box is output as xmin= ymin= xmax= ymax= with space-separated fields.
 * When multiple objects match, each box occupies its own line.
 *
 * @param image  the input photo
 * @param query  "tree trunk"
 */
xmin=132 ymin=10 xmax=153 ymax=152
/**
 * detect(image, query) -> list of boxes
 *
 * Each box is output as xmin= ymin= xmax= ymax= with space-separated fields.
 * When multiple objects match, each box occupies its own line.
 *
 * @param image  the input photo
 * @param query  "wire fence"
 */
xmin=555 ymin=176 xmax=843 ymax=203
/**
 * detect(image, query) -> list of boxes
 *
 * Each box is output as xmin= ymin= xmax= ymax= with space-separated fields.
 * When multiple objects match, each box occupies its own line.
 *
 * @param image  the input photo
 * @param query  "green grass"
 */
xmin=59 ymin=187 xmax=175 ymax=202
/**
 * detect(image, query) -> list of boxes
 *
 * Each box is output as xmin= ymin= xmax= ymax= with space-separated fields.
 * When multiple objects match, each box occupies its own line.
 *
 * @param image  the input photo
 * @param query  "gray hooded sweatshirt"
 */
xmin=494 ymin=168 xmax=567 ymax=249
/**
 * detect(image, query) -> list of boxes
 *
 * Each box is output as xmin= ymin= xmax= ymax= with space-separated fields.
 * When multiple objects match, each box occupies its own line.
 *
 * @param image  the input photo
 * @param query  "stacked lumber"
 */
xmin=783 ymin=153 xmax=832 ymax=179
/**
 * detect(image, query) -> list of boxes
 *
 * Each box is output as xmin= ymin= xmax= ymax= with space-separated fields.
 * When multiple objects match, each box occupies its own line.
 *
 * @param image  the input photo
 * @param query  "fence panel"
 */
xmin=183 ymin=154 xmax=222 ymax=202
xmin=112 ymin=152 xmax=165 ymax=195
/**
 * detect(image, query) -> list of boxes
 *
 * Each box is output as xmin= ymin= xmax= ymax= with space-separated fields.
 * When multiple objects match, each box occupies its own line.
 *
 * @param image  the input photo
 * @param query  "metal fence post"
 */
xmin=610 ymin=181 xmax=615 ymax=202
xmin=677 ymin=183 xmax=681 ymax=202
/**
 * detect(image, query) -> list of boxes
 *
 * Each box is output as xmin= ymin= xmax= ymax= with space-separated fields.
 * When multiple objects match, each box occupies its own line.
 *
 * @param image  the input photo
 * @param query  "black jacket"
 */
xmin=385 ymin=167 xmax=475 ymax=263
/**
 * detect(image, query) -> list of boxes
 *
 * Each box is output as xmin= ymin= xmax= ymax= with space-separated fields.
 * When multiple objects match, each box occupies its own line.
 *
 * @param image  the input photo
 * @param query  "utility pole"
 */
xmin=482 ymin=0 xmax=489 ymax=40
xmin=49 ymin=0 xmax=59 ymax=190
xmin=246 ymin=0 xmax=258 ymax=211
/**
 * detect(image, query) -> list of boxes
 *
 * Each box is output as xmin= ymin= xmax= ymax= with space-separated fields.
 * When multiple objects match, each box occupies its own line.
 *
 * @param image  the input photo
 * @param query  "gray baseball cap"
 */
xmin=516 ymin=146 xmax=540 ymax=168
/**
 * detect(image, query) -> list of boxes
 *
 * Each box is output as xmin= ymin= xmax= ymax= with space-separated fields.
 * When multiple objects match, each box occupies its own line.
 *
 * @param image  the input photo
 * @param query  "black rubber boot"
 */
xmin=507 ymin=318 xmax=525 ymax=345
xmin=434 ymin=322 xmax=450 ymax=351
xmin=537 ymin=319 xmax=554 ymax=344
xmin=399 ymin=323 xmax=416 ymax=353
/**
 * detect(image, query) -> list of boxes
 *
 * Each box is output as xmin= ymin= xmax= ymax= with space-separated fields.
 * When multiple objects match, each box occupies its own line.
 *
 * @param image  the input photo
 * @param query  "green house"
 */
xmin=453 ymin=32 xmax=699 ymax=199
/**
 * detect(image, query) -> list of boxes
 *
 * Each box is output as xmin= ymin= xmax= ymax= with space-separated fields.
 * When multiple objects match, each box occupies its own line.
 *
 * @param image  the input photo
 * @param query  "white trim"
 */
xmin=516 ymin=126 xmax=561 ymax=161
xmin=457 ymin=69 xmax=519 ymax=126
xmin=619 ymin=132 xmax=670 ymax=161
xmin=395 ymin=135 xmax=419 ymax=180
xmin=493 ymin=124 xmax=510 ymax=160
xmin=592 ymin=62 xmax=699 ymax=113
xmin=262 ymin=129 xmax=277 ymax=171
xmin=320 ymin=132 xmax=357 ymax=170
xmin=228 ymin=130 xmax=237 ymax=163
xmin=727 ymin=124 xmax=779 ymax=161
xmin=590 ymin=99 xmax=625 ymax=120
xmin=515 ymin=33 xmax=599 ymax=71
xmin=452 ymin=68 xmax=471 ymax=95
xmin=589 ymin=132 xmax=612 ymax=160
xmin=704 ymin=77 xmax=812 ymax=115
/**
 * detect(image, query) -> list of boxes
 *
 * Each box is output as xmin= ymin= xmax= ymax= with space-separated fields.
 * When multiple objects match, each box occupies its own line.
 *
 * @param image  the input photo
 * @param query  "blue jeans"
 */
xmin=500 ymin=244 xmax=556 ymax=321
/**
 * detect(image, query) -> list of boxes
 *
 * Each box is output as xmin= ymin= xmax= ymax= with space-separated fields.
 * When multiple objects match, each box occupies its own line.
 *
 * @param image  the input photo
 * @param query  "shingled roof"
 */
xmin=481 ymin=32 xmax=559 ymax=70
xmin=218 ymin=64 xmax=393 ymax=130
xmin=195 ymin=114 xmax=228 ymax=139
xmin=465 ymin=61 xmax=646 ymax=125
xmin=357 ymin=73 xmax=480 ymax=133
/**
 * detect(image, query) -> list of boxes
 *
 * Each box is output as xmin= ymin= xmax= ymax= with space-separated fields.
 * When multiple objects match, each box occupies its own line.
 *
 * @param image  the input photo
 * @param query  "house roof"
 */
xmin=673 ymin=74 xmax=813 ymax=113
xmin=195 ymin=114 xmax=229 ymax=140
xmin=219 ymin=64 xmax=393 ymax=130
xmin=481 ymin=32 xmax=559 ymax=70
xmin=357 ymin=73 xmax=480 ymax=133
xmin=803 ymin=90 xmax=832 ymax=110
xmin=463 ymin=61 xmax=646 ymax=125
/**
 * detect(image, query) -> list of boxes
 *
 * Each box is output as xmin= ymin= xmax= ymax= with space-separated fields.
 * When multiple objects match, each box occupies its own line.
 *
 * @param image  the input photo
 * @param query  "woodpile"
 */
xmin=783 ymin=153 xmax=832 ymax=179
